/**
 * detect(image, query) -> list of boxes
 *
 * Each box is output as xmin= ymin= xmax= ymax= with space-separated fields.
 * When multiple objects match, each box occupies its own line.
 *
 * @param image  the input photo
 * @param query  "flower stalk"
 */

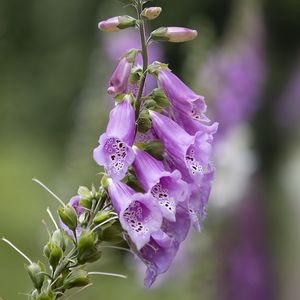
xmin=3 ymin=0 xmax=218 ymax=297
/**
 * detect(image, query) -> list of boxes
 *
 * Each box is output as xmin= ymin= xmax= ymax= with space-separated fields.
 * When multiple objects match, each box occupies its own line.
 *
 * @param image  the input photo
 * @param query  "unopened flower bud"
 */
xmin=98 ymin=15 xmax=136 ymax=32
xmin=63 ymin=269 xmax=90 ymax=289
xmin=151 ymin=88 xmax=170 ymax=108
xmin=58 ymin=205 xmax=77 ymax=232
xmin=108 ymin=49 xmax=138 ymax=96
xmin=25 ymin=261 xmax=45 ymax=290
xmin=51 ymin=229 xmax=67 ymax=251
xmin=137 ymin=110 xmax=152 ymax=133
xmin=151 ymin=27 xmax=198 ymax=43
xmin=98 ymin=221 xmax=123 ymax=243
xmin=93 ymin=210 xmax=113 ymax=224
xmin=129 ymin=66 xmax=142 ymax=85
xmin=48 ymin=244 xmax=63 ymax=269
xmin=77 ymin=186 xmax=92 ymax=199
xmin=77 ymin=230 xmax=101 ymax=264
xmin=142 ymin=7 xmax=162 ymax=20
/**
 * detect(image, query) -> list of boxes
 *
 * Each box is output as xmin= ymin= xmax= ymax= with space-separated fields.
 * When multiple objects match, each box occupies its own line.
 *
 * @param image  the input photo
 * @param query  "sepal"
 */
xmin=63 ymin=269 xmax=90 ymax=289
xmin=58 ymin=205 xmax=77 ymax=232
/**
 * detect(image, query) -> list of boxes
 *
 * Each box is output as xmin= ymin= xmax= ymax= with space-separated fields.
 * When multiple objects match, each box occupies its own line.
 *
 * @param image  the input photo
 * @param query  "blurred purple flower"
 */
xmin=93 ymin=95 xmax=135 ymax=181
xmin=197 ymin=4 xmax=265 ymax=135
xmin=219 ymin=182 xmax=273 ymax=300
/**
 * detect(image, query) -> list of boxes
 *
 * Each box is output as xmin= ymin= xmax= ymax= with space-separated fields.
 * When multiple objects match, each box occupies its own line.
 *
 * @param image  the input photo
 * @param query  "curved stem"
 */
xmin=135 ymin=1 xmax=149 ymax=126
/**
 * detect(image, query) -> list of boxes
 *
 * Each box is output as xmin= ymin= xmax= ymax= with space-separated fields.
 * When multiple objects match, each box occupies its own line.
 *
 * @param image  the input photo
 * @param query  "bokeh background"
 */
xmin=1 ymin=0 xmax=300 ymax=299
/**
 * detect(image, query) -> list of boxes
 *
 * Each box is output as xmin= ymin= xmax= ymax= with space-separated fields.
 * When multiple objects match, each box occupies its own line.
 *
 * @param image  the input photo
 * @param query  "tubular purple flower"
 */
xmin=151 ymin=27 xmax=198 ymax=43
xmin=162 ymin=204 xmax=191 ymax=243
xmin=107 ymin=180 xmax=163 ymax=250
xmin=174 ymin=108 xmax=219 ymax=136
xmin=188 ymin=172 xmax=214 ymax=231
xmin=139 ymin=230 xmax=179 ymax=288
xmin=108 ymin=51 xmax=137 ymax=96
xmin=150 ymin=111 xmax=215 ymax=185
xmin=93 ymin=96 xmax=135 ymax=181
xmin=59 ymin=195 xmax=84 ymax=240
xmin=132 ymin=146 xmax=189 ymax=221
xmin=157 ymin=68 xmax=207 ymax=121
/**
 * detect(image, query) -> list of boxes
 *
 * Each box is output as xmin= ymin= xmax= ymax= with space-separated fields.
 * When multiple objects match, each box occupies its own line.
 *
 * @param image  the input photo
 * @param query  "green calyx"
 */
xmin=63 ymin=269 xmax=90 ymax=289
xmin=117 ymin=15 xmax=137 ymax=30
xmin=137 ymin=109 xmax=152 ymax=133
xmin=25 ymin=261 xmax=46 ymax=291
xmin=150 ymin=27 xmax=170 ymax=41
xmin=77 ymin=230 xmax=101 ymax=264
xmin=58 ymin=205 xmax=77 ymax=232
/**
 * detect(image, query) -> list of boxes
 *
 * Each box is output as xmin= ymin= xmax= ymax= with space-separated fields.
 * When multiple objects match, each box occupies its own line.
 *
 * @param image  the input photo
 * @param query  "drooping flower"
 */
xmin=157 ymin=68 xmax=208 ymax=122
xmin=93 ymin=95 xmax=135 ymax=181
xmin=138 ymin=230 xmax=179 ymax=288
xmin=59 ymin=195 xmax=84 ymax=240
xmin=107 ymin=50 xmax=138 ymax=96
xmin=107 ymin=179 xmax=162 ymax=250
xmin=151 ymin=27 xmax=198 ymax=43
xmin=187 ymin=173 xmax=214 ymax=231
xmin=132 ymin=146 xmax=189 ymax=221
xmin=149 ymin=110 xmax=216 ymax=185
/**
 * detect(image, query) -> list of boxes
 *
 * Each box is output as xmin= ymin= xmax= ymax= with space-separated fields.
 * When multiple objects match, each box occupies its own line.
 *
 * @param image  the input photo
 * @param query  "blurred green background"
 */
xmin=1 ymin=0 xmax=300 ymax=299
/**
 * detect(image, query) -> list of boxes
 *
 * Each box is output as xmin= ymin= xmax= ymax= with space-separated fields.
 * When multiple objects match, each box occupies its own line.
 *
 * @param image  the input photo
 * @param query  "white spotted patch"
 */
xmin=104 ymin=137 xmax=128 ymax=175
xmin=123 ymin=201 xmax=149 ymax=234
xmin=186 ymin=148 xmax=204 ymax=175
xmin=151 ymin=183 xmax=175 ymax=213
xmin=191 ymin=106 xmax=204 ymax=121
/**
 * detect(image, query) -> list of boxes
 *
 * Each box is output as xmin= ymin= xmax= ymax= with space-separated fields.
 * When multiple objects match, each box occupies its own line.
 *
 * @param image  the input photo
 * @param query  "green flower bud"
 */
xmin=79 ymin=198 xmax=92 ymax=209
xmin=129 ymin=66 xmax=142 ymax=85
xmin=51 ymin=229 xmax=67 ymax=251
xmin=49 ymin=244 xmax=63 ymax=269
xmin=144 ymin=99 xmax=162 ymax=112
xmin=58 ymin=205 xmax=77 ymax=231
xmin=137 ymin=110 xmax=152 ymax=134
xmin=25 ymin=261 xmax=45 ymax=291
xmin=151 ymin=88 xmax=170 ymax=108
xmin=63 ymin=269 xmax=90 ymax=289
xmin=101 ymin=175 xmax=108 ymax=188
xmin=99 ymin=221 xmax=123 ymax=243
xmin=93 ymin=210 xmax=113 ymax=224
xmin=77 ymin=186 xmax=92 ymax=199
xmin=142 ymin=7 xmax=162 ymax=20
xmin=77 ymin=230 xmax=101 ymax=264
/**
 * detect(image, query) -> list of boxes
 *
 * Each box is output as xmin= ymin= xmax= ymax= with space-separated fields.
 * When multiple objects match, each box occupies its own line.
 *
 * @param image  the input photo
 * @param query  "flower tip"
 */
xmin=98 ymin=21 xmax=104 ymax=30
xmin=107 ymin=86 xmax=117 ymax=96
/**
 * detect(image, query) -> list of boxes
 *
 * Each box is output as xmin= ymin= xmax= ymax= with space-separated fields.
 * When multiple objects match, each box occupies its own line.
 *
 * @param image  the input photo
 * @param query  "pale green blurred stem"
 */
xmin=134 ymin=0 xmax=149 ymax=124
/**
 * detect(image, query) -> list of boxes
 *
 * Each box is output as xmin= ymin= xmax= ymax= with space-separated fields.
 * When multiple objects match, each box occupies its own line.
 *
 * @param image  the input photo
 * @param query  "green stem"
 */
xmin=135 ymin=1 xmax=149 ymax=127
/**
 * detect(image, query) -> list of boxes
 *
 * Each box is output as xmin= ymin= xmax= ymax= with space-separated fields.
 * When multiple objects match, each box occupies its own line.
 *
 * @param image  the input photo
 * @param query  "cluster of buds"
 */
xmin=2 ymin=0 xmax=217 ymax=297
